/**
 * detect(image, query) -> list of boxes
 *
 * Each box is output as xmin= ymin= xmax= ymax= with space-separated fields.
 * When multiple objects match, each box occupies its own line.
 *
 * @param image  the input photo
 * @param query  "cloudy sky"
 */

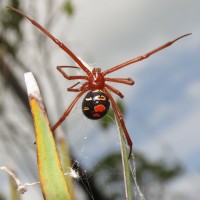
xmin=68 ymin=0 xmax=200 ymax=198
xmin=1 ymin=0 xmax=200 ymax=199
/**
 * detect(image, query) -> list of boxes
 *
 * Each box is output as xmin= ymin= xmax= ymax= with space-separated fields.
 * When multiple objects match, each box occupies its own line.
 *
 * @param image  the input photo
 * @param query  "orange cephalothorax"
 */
xmin=88 ymin=68 xmax=105 ymax=90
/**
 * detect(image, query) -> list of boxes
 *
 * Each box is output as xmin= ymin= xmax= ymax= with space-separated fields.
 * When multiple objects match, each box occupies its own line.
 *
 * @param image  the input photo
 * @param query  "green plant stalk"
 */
xmin=114 ymin=114 xmax=133 ymax=200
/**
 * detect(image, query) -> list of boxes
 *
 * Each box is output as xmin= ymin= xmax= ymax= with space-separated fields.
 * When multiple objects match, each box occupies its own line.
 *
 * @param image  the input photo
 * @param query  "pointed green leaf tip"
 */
xmin=24 ymin=72 xmax=72 ymax=200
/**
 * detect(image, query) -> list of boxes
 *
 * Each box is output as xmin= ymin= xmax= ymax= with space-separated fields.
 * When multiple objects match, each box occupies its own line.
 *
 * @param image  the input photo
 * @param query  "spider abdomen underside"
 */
xmin=82 ymin=90 xmax=110 ymax=120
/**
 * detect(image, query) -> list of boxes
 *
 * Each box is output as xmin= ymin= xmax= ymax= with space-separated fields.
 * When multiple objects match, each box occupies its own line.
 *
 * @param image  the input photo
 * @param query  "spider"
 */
xmin=8 ymin=6 xmax=191 ymax=158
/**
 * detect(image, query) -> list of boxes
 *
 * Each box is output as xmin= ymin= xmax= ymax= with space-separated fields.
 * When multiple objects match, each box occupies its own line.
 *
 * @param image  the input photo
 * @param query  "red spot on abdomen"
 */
xmin=94 ymin=104 xmax=106 ymax=112
xmin=93 ymin=113 xmax=101 ymax=118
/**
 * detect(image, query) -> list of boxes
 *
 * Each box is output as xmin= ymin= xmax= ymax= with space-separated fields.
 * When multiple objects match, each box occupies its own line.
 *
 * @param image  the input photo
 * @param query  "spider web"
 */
xmin=129 ymin=155 xmax=146 ymax=200
xmin=115 ymin=114 xmax=146 ymax=200
xmin=57 ymin=108 xmax=146 ymax=200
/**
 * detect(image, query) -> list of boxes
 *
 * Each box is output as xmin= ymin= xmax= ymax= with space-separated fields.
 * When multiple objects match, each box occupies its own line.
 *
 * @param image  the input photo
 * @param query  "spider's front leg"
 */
xmin=105 ymin=89 xmax=133 ymax=159
xmin=68 ymin=82 xmax=89 ymax=92
xmin=56 ymin=66 xmax=90 ymax=92
xmin=103 ymin=33 xmax=191 ymax=76
xmin=57 ymin=66 xmax=89 ymax=80
xmin=51 ymin=87 xmax=89 ymax=132
xmin=7 ymin=7 xmax=91 ymax=75
xmin=105 ymin=77 xmax=134 ymax=85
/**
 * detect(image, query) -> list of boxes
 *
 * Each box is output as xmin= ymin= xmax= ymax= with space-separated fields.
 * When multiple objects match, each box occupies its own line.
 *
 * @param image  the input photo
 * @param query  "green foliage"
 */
xmin=2 ymin=5 xmax=22 ymax=34
xmin=91 ymin=152 xmax=182 ymax=199
xmin=62 ymin=0 xmax=75 ymax=16
xmin=0 ymin=1 xmax=23 ymax=57
xmin=0 ymin=194 xmax=6 ymax=200
xmin=93 ymin=154 xmax=122 ymax=183
xmin=135 ymin=152 xmax=182 ymax=183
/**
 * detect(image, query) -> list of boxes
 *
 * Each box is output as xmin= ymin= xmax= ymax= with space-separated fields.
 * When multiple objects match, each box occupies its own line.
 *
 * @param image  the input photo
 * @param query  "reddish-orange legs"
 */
xmin=8 ymin=6 xmax=191 ymax=158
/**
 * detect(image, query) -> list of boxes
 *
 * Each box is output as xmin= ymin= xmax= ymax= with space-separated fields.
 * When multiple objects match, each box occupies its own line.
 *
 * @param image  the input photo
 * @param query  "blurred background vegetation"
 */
xmin=0 ymin=0 xmax=193 ymax=199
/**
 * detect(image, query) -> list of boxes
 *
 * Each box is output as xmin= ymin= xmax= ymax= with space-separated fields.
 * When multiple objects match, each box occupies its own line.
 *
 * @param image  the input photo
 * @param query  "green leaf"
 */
xmin=58 ymin=138 xmax=76 ymax=199
xmin=24 ymin=72 xmax=72 ymax=200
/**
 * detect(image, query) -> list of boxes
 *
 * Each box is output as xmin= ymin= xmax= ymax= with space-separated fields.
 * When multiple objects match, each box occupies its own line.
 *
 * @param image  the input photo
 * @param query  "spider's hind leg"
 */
xmin=105 ymin=84 xmax=124 ymax=98
xmin=105 ymin=89 xmax=133 ymax=159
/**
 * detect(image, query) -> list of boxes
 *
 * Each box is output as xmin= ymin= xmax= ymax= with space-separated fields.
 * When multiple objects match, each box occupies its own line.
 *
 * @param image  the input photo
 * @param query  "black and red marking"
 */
xmin=82 ymin=90 xmax=110 ymax=119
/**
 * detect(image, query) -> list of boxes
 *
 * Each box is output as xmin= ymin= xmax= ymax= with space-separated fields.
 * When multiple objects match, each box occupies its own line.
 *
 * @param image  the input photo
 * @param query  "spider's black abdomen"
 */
xmin=82 ymin=90 xmax=110 ymax=120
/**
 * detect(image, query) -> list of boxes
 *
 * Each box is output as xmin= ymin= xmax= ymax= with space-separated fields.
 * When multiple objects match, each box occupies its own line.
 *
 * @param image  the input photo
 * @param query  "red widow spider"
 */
xmin=8 ymin=6 xmax=191 ymax=158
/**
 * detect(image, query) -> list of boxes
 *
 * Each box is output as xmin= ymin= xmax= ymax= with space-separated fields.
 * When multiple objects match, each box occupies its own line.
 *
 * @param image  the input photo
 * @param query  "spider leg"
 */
xmin=105 ymin=84 xmax=124 ymax=98
xmin=7 ymin=6 xmax=91 ymax=75
xmin=56 ymin=66 xmax=80 ymax=69
xmin=68 ymin=82 xmax=89 ymax=92
xmin=105 ymin=77 xmax=134 ymax=85
xmin=68 ymin=81 xmax=81 ymax=90
xmin=103 ymin=33 xmax=192 ymax=76
xmin=51 ymin=87 xmax=89 ymax=132
xmin=57 ymin=66 xmax=88 ymax=80
xmin=104 ymin=89 xmax=132 ymax=159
